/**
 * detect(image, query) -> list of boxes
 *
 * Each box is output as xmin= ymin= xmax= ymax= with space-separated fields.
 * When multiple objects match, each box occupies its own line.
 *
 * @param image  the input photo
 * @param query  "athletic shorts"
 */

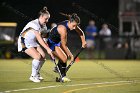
xmin=47 ymin=38 xmax=60 ymax=51
xmin=18 ymin=36 xmax=39 ymax=52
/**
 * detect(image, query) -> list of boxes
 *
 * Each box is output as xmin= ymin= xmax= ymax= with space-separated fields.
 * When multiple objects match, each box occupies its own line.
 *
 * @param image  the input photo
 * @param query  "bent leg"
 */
xmin=25 ymin=47 xmax=41 ymax=82
xmin=36 ymin=46 xmax=46 ymax=79
xmin=36 ymin=46 xmax=46 ymax=69
xmin=53 ymin=46 xmax=67 ymax=77
xmin=25 ymin=47 xmax=41 ymax=60
xmin=53 ymin=46 xmax=67 ymax=62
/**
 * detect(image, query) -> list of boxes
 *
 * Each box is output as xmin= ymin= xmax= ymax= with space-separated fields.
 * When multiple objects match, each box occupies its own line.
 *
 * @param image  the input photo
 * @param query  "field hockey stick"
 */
xmin=65 ymin=47 xmax=84 ymax=73
xmin=52 ymin=59 xmax=64 ymax=82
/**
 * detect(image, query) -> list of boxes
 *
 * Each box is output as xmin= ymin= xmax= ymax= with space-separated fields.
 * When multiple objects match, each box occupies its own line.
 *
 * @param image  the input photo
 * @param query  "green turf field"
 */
xmin=0 ymin=59 xmax=140 ymax=93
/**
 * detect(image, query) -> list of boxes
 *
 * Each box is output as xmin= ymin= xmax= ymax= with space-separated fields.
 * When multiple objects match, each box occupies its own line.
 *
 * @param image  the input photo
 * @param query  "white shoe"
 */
xmin=29 ymin=76 xmax=40 ymax=83
xmin=62 ymin=77 xmax=71 ymax=82
xmin=37 ymin=73 xmax=44 ymax=80
xmin=38 ymin=76 xmax=44 ymax=80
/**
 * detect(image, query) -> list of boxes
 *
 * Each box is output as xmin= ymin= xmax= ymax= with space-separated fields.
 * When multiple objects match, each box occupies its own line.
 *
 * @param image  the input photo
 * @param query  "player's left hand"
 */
xmin=69 ymin=54 xmax=74 ymax=62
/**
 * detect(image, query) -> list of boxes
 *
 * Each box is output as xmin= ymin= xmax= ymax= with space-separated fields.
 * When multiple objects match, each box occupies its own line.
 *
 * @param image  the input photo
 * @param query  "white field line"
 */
xmin=0 ymin=80 xmax=139 ymax=93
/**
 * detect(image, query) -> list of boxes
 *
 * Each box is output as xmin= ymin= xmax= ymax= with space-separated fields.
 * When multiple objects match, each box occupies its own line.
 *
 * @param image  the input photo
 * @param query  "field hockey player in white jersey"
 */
xmin=18 ymin=6 xmax=54 ymax=83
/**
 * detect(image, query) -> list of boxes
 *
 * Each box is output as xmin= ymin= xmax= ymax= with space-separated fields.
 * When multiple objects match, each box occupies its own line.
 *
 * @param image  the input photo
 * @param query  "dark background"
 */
xmin=0 ymin=0 xmax=118 ymax=36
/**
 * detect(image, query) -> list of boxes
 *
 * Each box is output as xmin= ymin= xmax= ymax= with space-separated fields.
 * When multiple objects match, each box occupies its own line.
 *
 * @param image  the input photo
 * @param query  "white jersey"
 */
xmin=18 ymin=19 xmax=47 ymax=52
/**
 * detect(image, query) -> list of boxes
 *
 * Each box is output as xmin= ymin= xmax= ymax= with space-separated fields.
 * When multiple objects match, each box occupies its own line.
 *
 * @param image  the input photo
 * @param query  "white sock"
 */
xmin=38 ymin=60 xmax=45 ymax=74
xmin=31 ymin=59 xmax=40 ymax=77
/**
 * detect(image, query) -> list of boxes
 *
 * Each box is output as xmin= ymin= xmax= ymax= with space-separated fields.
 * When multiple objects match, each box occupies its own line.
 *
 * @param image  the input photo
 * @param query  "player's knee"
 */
xmin=41 ymin=53 xmax=46 ymax=59
xmin=34 ymin=54 xmax=42 ymax=60
xmin=61 ymin=56 xmax=67 ymax=63
xmin=40 ymin=55 xmax=46 ymax=61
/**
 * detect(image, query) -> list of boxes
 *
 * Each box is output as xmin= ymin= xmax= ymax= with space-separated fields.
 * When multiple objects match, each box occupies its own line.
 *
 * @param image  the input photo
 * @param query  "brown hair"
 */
xmin=39 ymin=6 xmax=50 ymax=17
xmin=60 ymin=12 xmax=80 ymax=24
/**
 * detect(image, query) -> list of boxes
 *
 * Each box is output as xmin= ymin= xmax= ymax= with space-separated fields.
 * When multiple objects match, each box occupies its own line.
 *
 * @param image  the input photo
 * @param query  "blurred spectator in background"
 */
xmin=51 ymin=22 xmax=57 ymax=29
xmin=46 ymin=22 xmax=57 ymax=32
xmin=42 ymin=22 xmax=57 ymax=42
xmin=99 ymin=23 xmax=111 ymax=37
xmin=124 ymin=38 xmax=136 ymax=59
xmin=99 ymin=23 xmax=112 ymax=50
xmin=85 ymin=20 xmax=97 ymax=59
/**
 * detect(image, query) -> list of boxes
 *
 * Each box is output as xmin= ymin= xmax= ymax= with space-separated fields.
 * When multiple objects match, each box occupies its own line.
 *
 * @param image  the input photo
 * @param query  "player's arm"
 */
xmin=34 ymin=30 xmax=54 ymax=59
xmin=58 ymin=25 xmax=74 ymax=61
xmin=75 ymin=26 xmax=87 ymax=48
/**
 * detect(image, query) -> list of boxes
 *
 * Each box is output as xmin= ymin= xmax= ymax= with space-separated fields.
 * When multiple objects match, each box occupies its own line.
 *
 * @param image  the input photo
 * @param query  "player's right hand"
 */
xmin=47 ymin=48 xmax=54 ymax=59
xmin=82 ymin=41 xmax=87 ymax=48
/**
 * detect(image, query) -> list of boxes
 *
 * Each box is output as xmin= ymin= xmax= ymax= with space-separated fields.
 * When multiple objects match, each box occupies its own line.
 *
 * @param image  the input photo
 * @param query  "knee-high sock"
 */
xmin=31 ymin=59 xmax=40 ymax=77
xmin=37 ymin=60 xmax=45 ymax=74
xmin=58 ymin=60 xmax=67 ymax=77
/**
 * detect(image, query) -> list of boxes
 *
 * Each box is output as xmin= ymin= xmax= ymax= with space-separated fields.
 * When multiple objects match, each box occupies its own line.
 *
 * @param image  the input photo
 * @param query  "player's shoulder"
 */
xmin=28 ymin=19 xmax=39 ymax=27
xmin=57 ymin=24 xmax=66 ymax=31
xmin=27 ymin=19 xmax=40 ymax=30
xmin=58 ymin=20 xmax=68 ymax=29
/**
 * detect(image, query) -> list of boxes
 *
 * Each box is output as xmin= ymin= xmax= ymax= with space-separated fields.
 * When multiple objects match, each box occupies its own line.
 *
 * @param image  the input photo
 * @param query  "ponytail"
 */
xmin=60 ymin=12 xmax=80 ymax=24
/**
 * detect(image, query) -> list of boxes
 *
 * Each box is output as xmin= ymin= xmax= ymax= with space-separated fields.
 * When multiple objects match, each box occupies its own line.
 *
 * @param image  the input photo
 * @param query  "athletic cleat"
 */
xmin=37 ymin=74 xmax=44 ymax=80
xmin=38 ymin=76 xmax=44 ymax=80
xmin=29 ymin=76 xmax=40 ymax=83
xmin=53 ymin=66 xmax=58 ymax=73
xmin=56 ymin=77 xmax=61 ymax=82
xmin=62 ymin=77 xmax=71 ymax=82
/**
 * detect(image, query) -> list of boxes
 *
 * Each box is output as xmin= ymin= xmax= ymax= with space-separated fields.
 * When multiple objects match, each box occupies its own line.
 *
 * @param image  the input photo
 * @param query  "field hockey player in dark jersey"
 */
xmin=47 ymin=13 xmax=87 ymax=82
